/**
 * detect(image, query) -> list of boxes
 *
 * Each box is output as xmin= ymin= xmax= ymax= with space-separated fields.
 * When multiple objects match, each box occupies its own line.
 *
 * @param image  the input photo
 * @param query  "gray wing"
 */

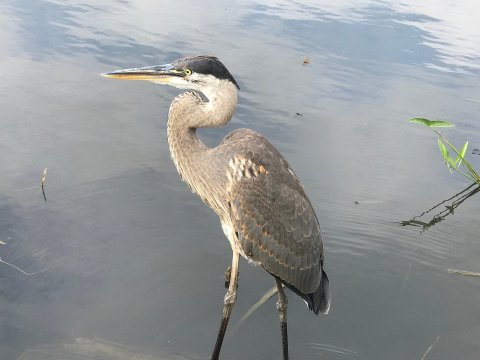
xmin=221 ymin=129 xmax=323 ymax=294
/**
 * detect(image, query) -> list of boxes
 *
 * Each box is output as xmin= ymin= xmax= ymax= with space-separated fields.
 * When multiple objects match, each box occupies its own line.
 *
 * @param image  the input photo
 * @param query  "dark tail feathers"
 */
xmin=282 ymin=268 xmax=330 ymax=315
xmin=311 ymin=268 xmax=330 ymax=315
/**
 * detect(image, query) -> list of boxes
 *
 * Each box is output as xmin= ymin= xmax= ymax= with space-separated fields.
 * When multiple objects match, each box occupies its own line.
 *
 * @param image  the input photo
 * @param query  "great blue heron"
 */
xmin=102 ymin=55 xmax=330 ymax=360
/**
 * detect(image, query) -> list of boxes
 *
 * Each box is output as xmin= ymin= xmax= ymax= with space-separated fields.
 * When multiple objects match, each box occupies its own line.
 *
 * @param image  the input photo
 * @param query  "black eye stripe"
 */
xmin=173 ymin=56 xmax=239 ymax=89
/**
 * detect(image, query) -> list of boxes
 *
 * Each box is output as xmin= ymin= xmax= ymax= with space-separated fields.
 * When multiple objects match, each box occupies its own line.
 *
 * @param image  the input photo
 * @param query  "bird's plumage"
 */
xmin=218 ymin=128 xmax=330 ymax=314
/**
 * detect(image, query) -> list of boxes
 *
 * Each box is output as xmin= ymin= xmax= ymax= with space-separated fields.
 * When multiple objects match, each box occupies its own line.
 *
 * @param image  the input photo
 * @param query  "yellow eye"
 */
xmin=184 ymin=68 xmax=192 ymax=75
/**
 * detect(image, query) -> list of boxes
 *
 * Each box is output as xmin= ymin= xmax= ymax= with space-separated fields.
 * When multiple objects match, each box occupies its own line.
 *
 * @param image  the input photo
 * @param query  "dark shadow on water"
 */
xmin=398 ymin=183 xmax=480 ymax=233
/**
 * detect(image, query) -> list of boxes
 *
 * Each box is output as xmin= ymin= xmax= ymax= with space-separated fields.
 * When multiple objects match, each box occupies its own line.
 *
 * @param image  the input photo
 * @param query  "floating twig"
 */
xmin=448 ymin=269 xmax=480 ymax=277
xmin=420 ymin=336 xmax=440 ymax=360
xmin=310 ymin=343 xmax=358 ymax=356
xmin=12 ymin=167 xmax=48 ymax=201
xmin=41 ymin=186 xmax=47 ymax=202
xmin=0 ymin=257 xmax=49 ymax=276
xmin=230 ymin=285 xmax=278 ymax=335
xmin=41 ymin=168 xmax=47 ymax=185
xmin=41 ymin=167 xmax=47 ymax=202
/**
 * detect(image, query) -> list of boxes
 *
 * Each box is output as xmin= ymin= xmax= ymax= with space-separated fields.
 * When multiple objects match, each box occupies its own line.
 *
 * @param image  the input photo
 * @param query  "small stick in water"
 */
xmin=448 ymin=268 xmax=480 ymax=277
xmin=41 ymin=168 xmax=47 ymax=202
xmin=41 ymin=168 xmax=47 ymax=185
xmin=420 ymin=336 xmax=440 ymax=360
xmin=0 ymin=257 xmax=49 ymax=276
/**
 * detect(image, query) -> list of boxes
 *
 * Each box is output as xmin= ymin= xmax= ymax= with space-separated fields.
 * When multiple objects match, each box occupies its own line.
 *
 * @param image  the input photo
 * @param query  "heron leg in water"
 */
xmin=211 ymin=250 xmax=240 ymax=360
xmin=276 ymin=278 xmax=289 ymax=360
xmin=224 ymin=266 xmax=231 ymax=289
xmin=224 ymin=266 xmax=240 ymax=289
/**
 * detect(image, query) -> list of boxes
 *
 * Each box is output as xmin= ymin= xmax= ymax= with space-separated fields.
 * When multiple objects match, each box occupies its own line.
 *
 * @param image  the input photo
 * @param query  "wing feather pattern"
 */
xmin=220 ymin=129 xmax=330 ymax=314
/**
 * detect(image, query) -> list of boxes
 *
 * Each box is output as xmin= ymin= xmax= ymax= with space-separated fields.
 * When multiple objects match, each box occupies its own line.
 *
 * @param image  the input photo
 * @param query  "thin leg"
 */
xmin=224 ymin=266 xmax=231 ymax=289
xmin=276 ymin=278 xmax=289 ymax=360
xmin=211 ymin=250 xmax=240 ymax=360
xmin=224 ymin=266 xmax=239 ymax=289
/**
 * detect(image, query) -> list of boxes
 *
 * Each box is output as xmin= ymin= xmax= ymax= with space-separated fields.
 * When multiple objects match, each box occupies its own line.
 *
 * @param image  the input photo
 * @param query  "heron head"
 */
xmin=101 ymin=55 xmax=239 ymax=92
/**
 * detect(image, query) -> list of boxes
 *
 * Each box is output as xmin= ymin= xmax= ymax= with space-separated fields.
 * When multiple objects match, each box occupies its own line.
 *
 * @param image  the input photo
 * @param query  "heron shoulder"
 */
xmin=220 ymin=128 xmax=278 ymax=154
xmin=218 ymin=128 xmax=308 ymax=198
xmin=219 ymin=129 xmax=291 ymax=171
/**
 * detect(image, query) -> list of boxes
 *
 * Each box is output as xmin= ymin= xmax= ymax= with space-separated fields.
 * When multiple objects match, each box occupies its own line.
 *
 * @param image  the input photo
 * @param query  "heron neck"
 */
xmin=166 ymin=82 xmax=237 ymax=211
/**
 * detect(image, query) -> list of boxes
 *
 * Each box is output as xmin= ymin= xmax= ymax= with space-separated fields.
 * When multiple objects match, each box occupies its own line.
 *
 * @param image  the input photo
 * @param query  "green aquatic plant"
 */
xmin=410 ymin=118 xmax=480 ymax=184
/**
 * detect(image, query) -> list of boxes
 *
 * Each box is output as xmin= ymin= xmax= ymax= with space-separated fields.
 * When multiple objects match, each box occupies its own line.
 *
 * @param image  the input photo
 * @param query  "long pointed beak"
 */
xmin=101 ymin=63 xmax=183 ymax=82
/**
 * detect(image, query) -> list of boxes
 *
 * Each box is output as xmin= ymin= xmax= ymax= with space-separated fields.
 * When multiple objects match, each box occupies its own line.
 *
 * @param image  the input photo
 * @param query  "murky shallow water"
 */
xmin=1 ymin=1 xmax=480 ymax=359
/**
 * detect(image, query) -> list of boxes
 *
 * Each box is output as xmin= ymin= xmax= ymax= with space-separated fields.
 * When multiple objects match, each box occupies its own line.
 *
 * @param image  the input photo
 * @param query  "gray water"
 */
xmin=1 ymin=1 xmax=480 ymax=359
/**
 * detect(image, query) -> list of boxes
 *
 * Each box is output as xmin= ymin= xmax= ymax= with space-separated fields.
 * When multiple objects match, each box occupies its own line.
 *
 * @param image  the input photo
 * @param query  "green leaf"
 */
xmin=457 ymin=141 xmax=469 ymax=166
xmin=429 ymin=120 xmax=455 ymax=128
xmin=409 ymin=118 xmax=432 ymax=127
xmin=438 ymin=138 xmax=456 ymax=170
xmin=437 ymin=138 xmax=448 ymax=159
xmin=410 ymin=118 xmax=455 ymax=128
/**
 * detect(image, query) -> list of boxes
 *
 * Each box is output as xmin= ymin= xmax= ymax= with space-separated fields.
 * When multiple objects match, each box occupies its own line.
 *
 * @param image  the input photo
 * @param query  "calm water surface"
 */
xmin=1 ymin=1 xmax=480 ymax=359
